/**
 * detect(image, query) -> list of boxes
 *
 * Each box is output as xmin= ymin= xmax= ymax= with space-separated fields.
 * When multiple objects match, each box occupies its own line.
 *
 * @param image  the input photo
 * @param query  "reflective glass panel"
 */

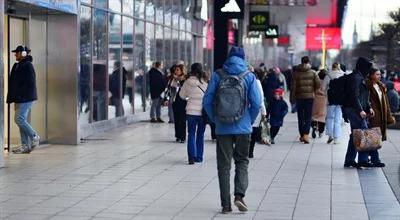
xmin=172 ymin=29 xmax=179 ymax=61
xmin=134 ymin=0 xmax=145 ymax=18
xmin=108 ymin=14 xmax=122 ymax=119
xmin=92 ymin=9 xmax=108 ymax=121
xmin=122 ymin=0 xmax=134 ymax=15
xmin=94 ymin=0 xmax=107 ymax=8
xmin=180 ymin=16 xmax=186 ymax=31
xmin=155 ymin=25 xmax=164 ymax=62
xmin=164 ymin=0 xmax=172 ymax=27
xmin=79 ymin=6 xmax=91 ymax=125
xmin=81 ymin=0 xmax=91 ymax=4
xmin=146 ymin=0 xmax=155 ymax=22
xmin=172 ymin=0 xmax=179 ymax=28
xmin=180 ymin=32 xmax=186 ymax=63
xmin=164 ymin=27 xmax=172 ymax=68
xmin=109 ymin=0 xmax=121 ymax=12
xmin=186 ymin=32 xmax=192 ymax=64
xmin=146 ymin=22 xmax=155 ymax=68
xmin=134 ymin=20 xmax=148 ymax=112
xmin=155 ymin=0 xmax=164 ymax=24
xmin=122 ymin=17 xmax=134 ymax=114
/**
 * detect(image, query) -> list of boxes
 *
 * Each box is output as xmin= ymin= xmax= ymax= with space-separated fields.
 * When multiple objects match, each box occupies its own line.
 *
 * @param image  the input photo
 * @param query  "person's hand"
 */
xmin=163 ymin=100 xmax=169 ymax=106
xmin=369 ymin=108 xmax=375 ymax=117
xmin=360 ymin=111 xmax=367 ymax=118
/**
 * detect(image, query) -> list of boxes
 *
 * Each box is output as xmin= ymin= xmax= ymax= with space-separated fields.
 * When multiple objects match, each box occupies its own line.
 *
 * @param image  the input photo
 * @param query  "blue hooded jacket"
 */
xmin=202 ymin=56 xmax=262 ymax=135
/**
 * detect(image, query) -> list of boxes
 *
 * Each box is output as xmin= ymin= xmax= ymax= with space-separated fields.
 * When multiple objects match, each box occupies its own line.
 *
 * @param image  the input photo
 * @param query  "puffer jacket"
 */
xmin=179 ymin=76 xmax=208 ymax=116
xmin=290 ymin=63 xmax=320 ymax=102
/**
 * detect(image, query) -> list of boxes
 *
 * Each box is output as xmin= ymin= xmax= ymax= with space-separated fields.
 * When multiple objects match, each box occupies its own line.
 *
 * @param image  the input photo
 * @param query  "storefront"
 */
xmin=0 ymin=0 xmax=212 ymax=167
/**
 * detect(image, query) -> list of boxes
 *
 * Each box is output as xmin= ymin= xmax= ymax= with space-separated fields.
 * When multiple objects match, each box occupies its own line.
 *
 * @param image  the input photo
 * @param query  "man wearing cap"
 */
xmin=203 ymin=46 xmax=262 ymax=214
xmin=7 ymin=46 xmax=40 ymax=154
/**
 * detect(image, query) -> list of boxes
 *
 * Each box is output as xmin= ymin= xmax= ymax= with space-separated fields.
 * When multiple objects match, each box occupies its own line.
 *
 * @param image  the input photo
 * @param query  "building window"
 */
xmin=108 ymin=13 xmax=122 ymax=119
xmin=122 ymin=17 xmax=134 ymax=114
xmin=79 ymin=6 xmax=92 ymax=125
xmin=164 ymin=27 xmax=172 ymax=67
xmin=164 ymin=0 xmax=172 ymax=27
xmin=135 ymin=0 xmax=145 ymax=19
xmin=146 ymin=0 xmax=155 ymax=22
xmin=155 ymin=0 xmax=164 ymax=24
xmin=134 ymin=20 xmax=147 ymax=112
xmin=155 ymin=25 xmax=164 ymax=63
xmin=109 ymin=0 xmax=121 ymax=12
xmin=122 ymin=0 xmax=134 ymax=16
xmin=93 ymin=9 xmax=108 ymax=121
xmin=186 ymin=32 xmax=192 ymax=64
xmin=172 ymin=29 xmax=179 ymax=62
xmin=94 ymin=0 xmax=107 ymax=9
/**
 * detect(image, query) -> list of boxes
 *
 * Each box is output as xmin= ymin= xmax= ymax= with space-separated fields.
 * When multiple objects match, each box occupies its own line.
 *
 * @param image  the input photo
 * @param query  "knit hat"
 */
xmin=228 ymin=46 xmax=245 ymax=59
xmin=274 ymin=88 xmax=284 ymax=96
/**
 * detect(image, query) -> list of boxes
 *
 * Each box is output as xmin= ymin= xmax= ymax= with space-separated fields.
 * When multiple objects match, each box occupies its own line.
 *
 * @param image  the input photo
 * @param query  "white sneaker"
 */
xmin=333 ymin=139 xmax=340 ymax=145
xmin=31 ymin=135 xmax=40 ymax=149
xmin=12 ymin=145 xmax=31 ymax=154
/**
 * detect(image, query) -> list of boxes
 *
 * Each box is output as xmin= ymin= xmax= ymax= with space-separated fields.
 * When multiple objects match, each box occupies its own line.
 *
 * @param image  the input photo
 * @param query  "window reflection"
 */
xmin=122 ymin=0 xmax=134 ymax=15
xmin=134 ymin=20 xmax=147 ymax=112
xmin=146 ymin=0 xmax=155 ymax=22
xmin=81 ymin=0 xmax=91 ymax=4
xmin=172 ymin=0 xmax=179 ymax=28
xmin=155 ymin=25 xmax=164 ymax=62
xmin=122 ymin=17 xmax=134 ymax=114
xmin=94 ymin=0 xmax=107 ymax=8
xmin=186 ymin=33 xmax=192 ymax=64
xmin=109 ymin=0 xmax=121 ymax=12
xmin=164 ymin=0 xmax=172 ymax=27
xmin=180 ymin=32 xmax=186 ymax=63
xmin=135 ymin=0 xmax=145 ymax=18
xmin=146 ymin=22 xmax=155 ymax=70
xmin=93 ymin=9 xmax=108 ymax=121
xmin=180 ymin=16 xmax=186 ymax=31
xmin=79 ymin=6 xmax=91 ymax=125
xmin=108 ymin=14 xmax=123 ymax=119
xmin=164 ymin=27 xmax=172 ymax=68
xmin=172 ymin=29 xmax=179 ymax=61
xmin=155 ymin=0 xmax=164 ymax=24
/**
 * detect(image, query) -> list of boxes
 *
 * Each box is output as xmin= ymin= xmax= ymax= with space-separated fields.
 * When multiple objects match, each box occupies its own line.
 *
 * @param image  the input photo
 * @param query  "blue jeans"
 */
xmin=296 ymin=99 xmax=314 ymax=136
xmin=150 ymin=97 xmax=162 ymax=119
xmin=14 ymin=102 xmax=37 ymax=146
xmin=344 ymin=108 xmax=368 ymax=163
xmin=326 ymin=105 xmax=342 ymax=139
xmin=187 ymin=115 xmax=206 ymax=162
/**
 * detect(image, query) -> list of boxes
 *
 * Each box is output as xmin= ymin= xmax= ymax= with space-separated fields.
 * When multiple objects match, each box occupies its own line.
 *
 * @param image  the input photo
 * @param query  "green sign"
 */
xmin=265 ymin=25 xmax=279 ymax=38
xmin=249 ymin=11 xmax=269 ymax=31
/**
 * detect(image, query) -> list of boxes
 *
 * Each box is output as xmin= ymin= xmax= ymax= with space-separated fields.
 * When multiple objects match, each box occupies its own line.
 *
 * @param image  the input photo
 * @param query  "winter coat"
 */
xmin=367 ymin=80 xmax=395 ymax=141
xmin=7 ymin=56 xmax=37 ymax=103
xmin=202 ymin=56 xmax=262 ymax=135
xmin=278 ymin=73 xmax=287 ymax=91
xmin=268 ymin=98 xmax=288 ymax=127
xmin=262 ymin=72 xmax=280 ymax=103
xmin=290 ymin=63 xmax=320 ymax=103
xmin=385 ymin=81 xmax=399 ymax=113
xmin=109 ymin=67 xmax=127 ymax=99
xmin=312 ymin=79 xmax=327 ymax=122
xmin=322 ymin=69 xmax=344 ymax=95
xmin=149 ymin=68 xmax=167 ymax=99
xmin=343 ymin=70 xmax=371 ymax=114
xmin=179 ymin=76 xmax=208 ymax=116
xmin=253 ymin=79 xmax=267 ymax=127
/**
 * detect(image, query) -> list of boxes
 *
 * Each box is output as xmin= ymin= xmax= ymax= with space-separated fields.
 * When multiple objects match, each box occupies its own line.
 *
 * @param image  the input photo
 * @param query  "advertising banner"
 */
xmin=306 ymin=27 xmax=341 ymax=50
xmin=249 ymin=11 xmax=269 ymax=31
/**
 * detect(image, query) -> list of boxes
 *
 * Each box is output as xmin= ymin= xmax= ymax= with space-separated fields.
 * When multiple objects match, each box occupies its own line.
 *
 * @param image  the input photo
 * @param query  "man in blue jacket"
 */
xmin=203 ymin=46 xmax=261 ymax=214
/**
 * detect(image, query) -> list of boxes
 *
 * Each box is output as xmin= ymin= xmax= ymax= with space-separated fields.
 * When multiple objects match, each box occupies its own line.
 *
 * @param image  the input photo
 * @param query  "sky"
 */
xmin=342 ymin=0 xmax=400 ymax=46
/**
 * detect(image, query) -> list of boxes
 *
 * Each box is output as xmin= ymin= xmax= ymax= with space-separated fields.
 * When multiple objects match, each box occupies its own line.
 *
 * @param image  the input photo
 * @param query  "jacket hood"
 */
xmin=185 ymin=76 xmax=205 ymax=87
xmin=328 ymin=69 xmax=344 ymax=79
xmin=223 ymin=56 xmax=248 ymax=75
xmin=355 ymin=57 xmax=373 ymax=76
xmin=297 ymin=63 xmax=311 ymax=72
xmin=386 ymin=81 xmax=395 ymax=90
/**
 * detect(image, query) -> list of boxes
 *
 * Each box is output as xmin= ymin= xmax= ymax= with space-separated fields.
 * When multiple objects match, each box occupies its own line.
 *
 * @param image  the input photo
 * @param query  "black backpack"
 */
xmin=327 ymin=74 xmax=348 ymax=105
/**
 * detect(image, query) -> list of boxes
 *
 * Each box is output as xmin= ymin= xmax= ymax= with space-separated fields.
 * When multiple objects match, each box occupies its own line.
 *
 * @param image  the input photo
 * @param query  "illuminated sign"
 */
xmin=249 ymin=12 xmax=269 ymax=31
xmin=306 ymin=27 xmax=341 ymax=50
xmin=265 ymin=25 xmax=279 ymax=38
xmin=215 ymin=0 xmax=244 ymax=19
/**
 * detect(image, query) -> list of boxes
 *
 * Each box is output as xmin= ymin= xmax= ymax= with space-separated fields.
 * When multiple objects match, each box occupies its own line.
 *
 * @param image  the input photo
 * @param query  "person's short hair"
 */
xmin=332 ymin=62 xmax=340 ymax=70
xmin=155 ymin=61 xmax=163 ymax=68
xmin=301 ymin=56 xmax=310 ymax=64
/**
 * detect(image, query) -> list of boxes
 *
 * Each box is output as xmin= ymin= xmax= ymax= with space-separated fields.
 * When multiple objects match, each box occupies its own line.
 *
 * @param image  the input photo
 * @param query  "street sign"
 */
xmin=265 ymin=25 xmax=279 ymax=38
xmin=249 ymin=11 xmax=269 ymax=31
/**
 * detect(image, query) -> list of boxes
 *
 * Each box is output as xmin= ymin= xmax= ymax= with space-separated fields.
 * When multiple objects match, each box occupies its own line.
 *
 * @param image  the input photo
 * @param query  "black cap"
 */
xmin=12 ymin=45 xmax=30 ymax=53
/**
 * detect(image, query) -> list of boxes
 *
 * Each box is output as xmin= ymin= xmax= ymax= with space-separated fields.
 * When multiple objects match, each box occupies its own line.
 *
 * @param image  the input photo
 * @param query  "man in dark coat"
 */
xmin=149 ymin=61 xmax=167 ymax=122
xmin=7 ymin=46 xmax=40 ymax=154
xmin=342 ymin=57 xmax=374 ymax=168
xmin=109 ymin=61 xmax=127 ymax=117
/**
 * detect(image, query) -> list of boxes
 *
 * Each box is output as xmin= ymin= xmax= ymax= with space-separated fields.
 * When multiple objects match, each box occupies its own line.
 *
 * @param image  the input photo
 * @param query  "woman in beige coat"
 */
xmin=311 ymin=69 xmax=328 ymax=138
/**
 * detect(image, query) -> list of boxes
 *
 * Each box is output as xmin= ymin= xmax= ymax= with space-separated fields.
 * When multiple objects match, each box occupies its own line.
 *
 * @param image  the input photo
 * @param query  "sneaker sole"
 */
xmin=234 ymin=200 xmax=248 ymax=212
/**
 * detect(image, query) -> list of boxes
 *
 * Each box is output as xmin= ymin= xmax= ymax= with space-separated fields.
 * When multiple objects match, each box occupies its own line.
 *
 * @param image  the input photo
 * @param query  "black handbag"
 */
xmin=198 ymin=85 xmax=210 ymax=124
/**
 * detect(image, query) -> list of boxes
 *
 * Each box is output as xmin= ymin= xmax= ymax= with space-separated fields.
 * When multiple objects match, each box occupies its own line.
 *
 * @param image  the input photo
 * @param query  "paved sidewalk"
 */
xmin=0 ymin=113 xmax=399 ymax=220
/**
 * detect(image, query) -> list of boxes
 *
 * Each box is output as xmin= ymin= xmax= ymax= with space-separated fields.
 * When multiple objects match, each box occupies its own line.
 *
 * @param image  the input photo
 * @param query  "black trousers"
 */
xmin=249 ymin=127 xmax=261 ymax=157
xmin=270 ymin=126 xmax=280 ymax=139
xmin=312 ymin=121 xmax=326 ymax=134
xmin=210 ymin=123 xmax=216 ymax=140
xmin=296 ymin=99 xmax=314 ymax=136
xmin=173 ymin=103 xmax=186 ymax=141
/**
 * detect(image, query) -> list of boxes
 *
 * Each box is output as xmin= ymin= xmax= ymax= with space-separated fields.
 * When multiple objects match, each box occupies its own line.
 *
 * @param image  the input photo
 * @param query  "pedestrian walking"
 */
xmin=385 ymin=81 xmax=399 ymax=113
xmin=249 ymin=68 xmax=267 ymax=158
xmin=179 ymin=63 xmax=208 ymax=164
xmin=7 ymin=46 xmax=40 ymax=154
xmin=311 ymin=69 xmax=328 ymax=139
xmin=290 ymin=56 xmax=320 ymax=144
xmin=366 ymin=68 xmax=396 ymax=167
xmin=267 ymin=88 xmax=288 ymax=144
xmin=343 ymin=57 xmax=374 ymax=168
xmin=149 ymin=61 xmax=167 ymax=123
xmin=109 ymin=61 xmax=127 ymax=117
xmin=324 ymin=63 xmax=344 ymax=144
xmin=203 ymin=46 xmax=262 ymax=214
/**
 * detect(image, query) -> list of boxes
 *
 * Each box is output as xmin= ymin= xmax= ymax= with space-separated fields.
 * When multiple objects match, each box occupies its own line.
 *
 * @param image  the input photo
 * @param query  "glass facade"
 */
xmin=79 ymin=0 xmax=205 ymax=125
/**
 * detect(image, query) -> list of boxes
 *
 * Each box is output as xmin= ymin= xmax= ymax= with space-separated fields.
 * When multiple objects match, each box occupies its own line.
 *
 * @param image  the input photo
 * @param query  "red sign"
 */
xmin=278 ymin=35 xmax=290 ymax=46
xmin=306 ymin=27 xmax=341 ymax=50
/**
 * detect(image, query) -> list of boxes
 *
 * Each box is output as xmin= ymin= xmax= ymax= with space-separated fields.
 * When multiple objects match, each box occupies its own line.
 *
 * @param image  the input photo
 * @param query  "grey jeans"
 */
xmin=216 ymin=134 xmax=251 ymax=208
xmin=150 ymin=97 xmax=162 ymax=119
